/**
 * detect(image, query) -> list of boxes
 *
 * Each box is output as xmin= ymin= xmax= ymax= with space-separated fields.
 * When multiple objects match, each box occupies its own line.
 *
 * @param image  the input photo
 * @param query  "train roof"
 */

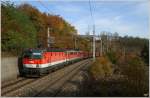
xmin=47 ymin=48 xmax=66 ymax=52
xmin=47 ymin=48 xmax=81 ymax=52
xmin=65 ymin=50 xmax=82 ymax=53
xmin=23 ymin=48 xmax=82 ymax=53
xmin=24 ymin=48 xmax=46 ymax=53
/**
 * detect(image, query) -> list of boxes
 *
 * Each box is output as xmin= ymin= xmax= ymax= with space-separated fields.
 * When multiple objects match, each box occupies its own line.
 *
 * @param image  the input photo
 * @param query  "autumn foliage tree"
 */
xmin=2 ymin=2 xmax=83 ymax=56
xmin=2 ymin=2 xmax=37 ymax=55
xmin=18 ymin=3 xmax=78 ymax=49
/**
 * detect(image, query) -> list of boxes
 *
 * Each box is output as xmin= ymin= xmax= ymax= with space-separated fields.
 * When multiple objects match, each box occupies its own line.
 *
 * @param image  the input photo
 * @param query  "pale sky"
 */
xmin=7 ymin=0 xmax=150 ymax=38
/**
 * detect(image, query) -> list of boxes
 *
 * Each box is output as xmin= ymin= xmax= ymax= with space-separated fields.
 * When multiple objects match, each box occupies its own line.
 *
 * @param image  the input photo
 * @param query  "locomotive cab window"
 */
xmin=32 ymin=53 xmax=42 ymax=59
xmin=23 ymin=52 xmax=42 ymax=59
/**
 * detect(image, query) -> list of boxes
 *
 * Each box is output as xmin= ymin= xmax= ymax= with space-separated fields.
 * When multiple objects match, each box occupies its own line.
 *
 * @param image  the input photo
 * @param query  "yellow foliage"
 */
xmin=90 ymin=57 xmax=113 ymax=79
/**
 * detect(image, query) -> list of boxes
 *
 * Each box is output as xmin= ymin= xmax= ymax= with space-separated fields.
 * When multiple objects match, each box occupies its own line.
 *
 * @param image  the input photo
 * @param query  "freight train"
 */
xmin=19 ymin=48 xmax=94 ymax=77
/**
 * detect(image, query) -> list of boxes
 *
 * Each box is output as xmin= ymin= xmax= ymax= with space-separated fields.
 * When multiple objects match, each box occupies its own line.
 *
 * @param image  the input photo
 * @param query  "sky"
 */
xmin=8 ymin=0 xmax=149 ymax=38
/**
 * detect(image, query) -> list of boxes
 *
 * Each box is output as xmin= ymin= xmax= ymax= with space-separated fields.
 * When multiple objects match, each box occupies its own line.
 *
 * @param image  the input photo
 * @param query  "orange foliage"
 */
xmin=18 ymin=4 xmax=77 ymax=49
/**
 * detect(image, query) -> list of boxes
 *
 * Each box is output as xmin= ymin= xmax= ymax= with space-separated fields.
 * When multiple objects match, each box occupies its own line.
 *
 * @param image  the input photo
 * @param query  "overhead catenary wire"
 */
xmin=38 ymin=0 xmax=96 ymax=53
xmin=89 ymin=0 xmax=95 ymax=26
xmin=38 ymin=0 xmax=53 ymax=48
xmin=37 ymin=1 xmax=78 ymax=49
xmin=38 ymin=0 xmax=53 ymax=15
xmin=89 ymin=0 xmax=96 ymax=61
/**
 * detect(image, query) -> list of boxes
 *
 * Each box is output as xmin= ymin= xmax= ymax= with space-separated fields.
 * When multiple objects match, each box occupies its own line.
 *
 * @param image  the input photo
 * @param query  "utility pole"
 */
xmin=74 ymin=36 xmax=77 ymax=49
xmin=47 ymin=27 xmax=50 ymax=48
xmin=106 ymin=32 xmax=109 ymax=52
xmin=93 ymin=25 xmax=95 ymax=61
xmin=89 ymin=32 xmax=92 ymax=53
xmin=123 ymin=47 xmax=126 ymax=62
xmin=100 ymin=34 xmax=103 ymax=56
xmin=72 ymin=34 xmax=77 ymax=49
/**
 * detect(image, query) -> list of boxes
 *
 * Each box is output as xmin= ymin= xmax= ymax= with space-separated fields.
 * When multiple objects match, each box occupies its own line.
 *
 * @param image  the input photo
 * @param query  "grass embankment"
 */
xmin=81 ymin=55 xmax=149 ymax=97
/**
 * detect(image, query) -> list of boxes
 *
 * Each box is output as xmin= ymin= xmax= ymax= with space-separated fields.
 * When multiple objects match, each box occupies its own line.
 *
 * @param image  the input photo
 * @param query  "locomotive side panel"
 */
xmin=50 ymin=52 xmax=66 ymax=67
xmin=21 ymin=49 xmax=88 ymax=77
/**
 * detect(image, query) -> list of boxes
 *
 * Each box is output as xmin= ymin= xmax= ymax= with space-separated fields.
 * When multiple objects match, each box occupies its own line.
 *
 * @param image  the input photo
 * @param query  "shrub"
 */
xmin=141 ymin=44 xmax=149 ymax=65
xmin=90 ymin=57 xmax=113 ymax=80
xmin=106 ymin=51 xmax=118 ymax=64
xmin=120 ymin=56 xmax=148 ymax=96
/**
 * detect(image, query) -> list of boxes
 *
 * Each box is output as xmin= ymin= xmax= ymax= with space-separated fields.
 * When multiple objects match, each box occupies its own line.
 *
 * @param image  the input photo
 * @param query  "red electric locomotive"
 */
xmin=21 ymin=48 xmax=86 ymax=77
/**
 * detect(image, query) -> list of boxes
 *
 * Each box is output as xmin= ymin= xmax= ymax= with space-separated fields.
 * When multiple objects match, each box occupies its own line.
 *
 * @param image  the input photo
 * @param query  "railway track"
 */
xmin=1 ymin=78 xmax=36 ymax=96
xmin=35 ymin=59 xmax=91 ymax=97
xmin=1 ymin=78 xmax=26 ymax=89
xmin=54 ymin=63 xmax=90 ymax=97
xmin=2 ymin=59 xmax=92 ymax=97
xmin=53 ymin=63 xmax=89 ymax=97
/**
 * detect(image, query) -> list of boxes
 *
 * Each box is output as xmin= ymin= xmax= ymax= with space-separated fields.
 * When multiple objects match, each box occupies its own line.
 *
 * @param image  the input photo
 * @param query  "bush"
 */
xmin=106 ymin=51 xmax=118 ymax=64
xmin=86 ymin=56 xmax=148 ymax=97
xmin=120 ymin=56 xmax=148 ymax=96
xmin=141 ymin=44 xmax=149 ymax=65
xmin=90 ymin=57 xmax=113 ymax=79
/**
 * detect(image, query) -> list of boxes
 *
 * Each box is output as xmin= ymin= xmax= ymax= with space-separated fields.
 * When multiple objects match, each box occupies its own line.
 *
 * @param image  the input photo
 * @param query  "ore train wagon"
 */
xmin=21 ymin=48 xmax=90 ymax=77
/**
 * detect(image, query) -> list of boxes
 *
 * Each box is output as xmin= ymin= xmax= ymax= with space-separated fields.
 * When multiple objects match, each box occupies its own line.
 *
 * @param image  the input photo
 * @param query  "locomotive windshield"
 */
xmin=23 ymin=51 xmax=42 ymax=59
xmin=32 ymin=53 xmax=42 ymax=59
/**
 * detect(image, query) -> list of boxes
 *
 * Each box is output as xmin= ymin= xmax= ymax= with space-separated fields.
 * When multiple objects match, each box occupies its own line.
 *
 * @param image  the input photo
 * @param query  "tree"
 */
xmin=2 ymin=2 xmax=37 ymax=55
xmin=141 ymin=44 xmax=149 ymax=65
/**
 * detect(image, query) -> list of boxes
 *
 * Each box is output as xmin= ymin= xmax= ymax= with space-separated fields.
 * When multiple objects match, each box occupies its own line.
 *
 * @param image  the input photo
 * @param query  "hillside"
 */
xmin=1 ymin=2 xmax=90 ymax=56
